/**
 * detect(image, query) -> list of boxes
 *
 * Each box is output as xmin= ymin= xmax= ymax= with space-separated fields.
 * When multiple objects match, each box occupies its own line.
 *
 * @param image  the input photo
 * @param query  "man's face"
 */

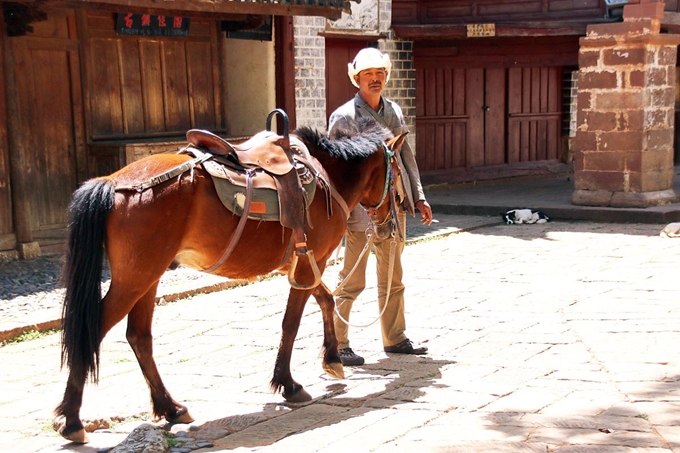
xmin=355 ymin=67 xmax=387 ymax=96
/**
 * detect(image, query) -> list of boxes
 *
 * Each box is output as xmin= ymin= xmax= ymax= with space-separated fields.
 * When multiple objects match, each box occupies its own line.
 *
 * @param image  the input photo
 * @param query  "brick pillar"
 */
xmin=572 ymin=1 xmax=680 ymax=207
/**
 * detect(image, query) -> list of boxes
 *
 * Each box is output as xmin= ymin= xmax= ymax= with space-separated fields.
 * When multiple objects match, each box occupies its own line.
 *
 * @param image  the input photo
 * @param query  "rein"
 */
xmin=333 ymin=143 xmax=401 ymax=329
xmin=331 ymin=226 xmax=398 ymax=328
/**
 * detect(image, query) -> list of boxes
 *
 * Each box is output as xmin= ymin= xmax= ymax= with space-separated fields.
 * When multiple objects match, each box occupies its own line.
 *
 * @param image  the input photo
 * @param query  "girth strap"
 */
xmin=203 ymin=168 xmax=256 ymax=274
xmin=273 ymin=168 xmax=307 ymax=256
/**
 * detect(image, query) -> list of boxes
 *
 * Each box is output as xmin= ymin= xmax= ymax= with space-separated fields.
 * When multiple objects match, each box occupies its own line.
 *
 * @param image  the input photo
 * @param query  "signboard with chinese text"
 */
xmin=116 ymin=13 xmax=190 ymax=37
xmin=225 ymin=16 xmax=272 ymax=41
xmin=467 ymin=23 xmax=495 ymax=38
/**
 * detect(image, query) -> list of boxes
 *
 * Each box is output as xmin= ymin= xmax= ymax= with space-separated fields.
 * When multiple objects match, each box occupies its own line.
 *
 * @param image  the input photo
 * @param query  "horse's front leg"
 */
xmin=126 ymin=283 xmax=193 ymax=424
xmin=313 ymin=283 xmax=344 ymax=379
xmin=271 ymin=287 xmax=314 ymax=402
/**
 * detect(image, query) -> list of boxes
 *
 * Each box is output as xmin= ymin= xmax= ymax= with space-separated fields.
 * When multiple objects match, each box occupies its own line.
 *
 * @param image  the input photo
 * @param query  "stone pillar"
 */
xmin=572 ymin=0 xmax=680 ymax=207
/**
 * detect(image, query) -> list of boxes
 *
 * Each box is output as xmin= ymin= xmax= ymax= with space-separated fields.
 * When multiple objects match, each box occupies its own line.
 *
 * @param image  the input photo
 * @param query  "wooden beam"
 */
xmin=393 ymin=21 xmax=601 ymax=40
xmin=275 ymin=15 xmax=296 ymax=130
xmin=10 ymin=0 xmax=350 ymax=20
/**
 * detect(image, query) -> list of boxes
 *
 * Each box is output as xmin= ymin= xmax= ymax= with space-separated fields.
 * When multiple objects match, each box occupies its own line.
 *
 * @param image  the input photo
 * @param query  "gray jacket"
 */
xmin=328 ymin=93 xmax=426 ymax=231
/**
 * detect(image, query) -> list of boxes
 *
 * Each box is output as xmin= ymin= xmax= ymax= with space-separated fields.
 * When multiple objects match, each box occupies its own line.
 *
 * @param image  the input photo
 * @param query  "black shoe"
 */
xmin=338 ymin=348 xmax=365 ymax=366
xmin=384 ymin=339 xmax=428 ymax=355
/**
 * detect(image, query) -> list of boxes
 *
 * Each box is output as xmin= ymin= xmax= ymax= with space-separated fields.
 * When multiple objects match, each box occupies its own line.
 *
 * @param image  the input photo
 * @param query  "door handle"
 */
xmin=482 ymin=105 xmax=490 ymax=111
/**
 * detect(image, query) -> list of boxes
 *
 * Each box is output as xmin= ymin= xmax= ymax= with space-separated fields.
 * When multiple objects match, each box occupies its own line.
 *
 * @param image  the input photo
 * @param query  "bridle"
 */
xmin=360 ymin=143 xmax=393 ymax=212
xmin=361 ymin=143 xmax=403 ymax=242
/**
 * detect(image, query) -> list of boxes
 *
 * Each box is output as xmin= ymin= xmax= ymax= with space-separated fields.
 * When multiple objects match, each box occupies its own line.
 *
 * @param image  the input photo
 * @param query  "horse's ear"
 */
xmin=386 ymin=132 xmax=409 ymax=151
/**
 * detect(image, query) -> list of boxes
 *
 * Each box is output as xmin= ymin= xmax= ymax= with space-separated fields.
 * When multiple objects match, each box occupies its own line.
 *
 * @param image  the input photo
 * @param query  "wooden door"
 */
xmin=507 ymin=67 xmax=562 ymax=162
xmin=325 ymin=39 xmax=374 ymax=124
xmin=12 ymin=11 xmax=84 ymax=237
xmin=416 ymin=65 xmax=561 ymax=172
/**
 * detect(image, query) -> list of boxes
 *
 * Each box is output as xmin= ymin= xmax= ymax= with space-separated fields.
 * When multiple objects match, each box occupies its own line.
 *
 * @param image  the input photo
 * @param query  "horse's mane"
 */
xmin=293 ymin=117 xmax=393 ymax=161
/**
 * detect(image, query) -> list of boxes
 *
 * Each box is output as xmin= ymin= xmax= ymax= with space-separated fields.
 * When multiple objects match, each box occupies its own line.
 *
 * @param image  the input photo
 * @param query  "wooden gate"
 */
xmin=415 ymin=65 xmax=562 ymax=172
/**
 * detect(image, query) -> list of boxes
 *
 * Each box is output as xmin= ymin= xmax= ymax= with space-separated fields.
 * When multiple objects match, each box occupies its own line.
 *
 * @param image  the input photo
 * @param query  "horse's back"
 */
xmin=101 ymin=148 xmax=342 ymax=281
xmin=110 ymin=152 xmax=193 ymax=188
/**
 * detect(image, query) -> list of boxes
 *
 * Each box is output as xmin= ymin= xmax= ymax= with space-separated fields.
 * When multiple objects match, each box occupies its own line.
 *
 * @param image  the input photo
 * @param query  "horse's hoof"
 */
xmin=283 ymin=386 xmax=312 ymax=403
xmin=59 ymin=426 xmax=89 ymax=444
xmin=323 ymin=362 xmax=345 ymax=379
xmin=167 ymin=408 xmax=195 ymax=424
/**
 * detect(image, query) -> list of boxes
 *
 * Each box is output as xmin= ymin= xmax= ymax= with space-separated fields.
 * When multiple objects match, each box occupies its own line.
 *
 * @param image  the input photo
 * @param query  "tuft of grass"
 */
xmin=164 ymin=432 xmax=179 ymax=448
xmin=636 ymin=413 xmax=649 ymax=420
xmin=1 ymin=328 xmax=59 ymax=347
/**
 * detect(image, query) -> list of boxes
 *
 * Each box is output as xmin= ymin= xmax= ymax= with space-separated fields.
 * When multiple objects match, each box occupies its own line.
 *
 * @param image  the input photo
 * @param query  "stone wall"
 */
xmin=572 ymin=0 xmax=680 ymax=207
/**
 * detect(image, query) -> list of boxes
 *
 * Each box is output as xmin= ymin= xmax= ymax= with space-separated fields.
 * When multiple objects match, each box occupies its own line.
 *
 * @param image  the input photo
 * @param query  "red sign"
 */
xmin=116 ymin=13 xmax=190 ymax=37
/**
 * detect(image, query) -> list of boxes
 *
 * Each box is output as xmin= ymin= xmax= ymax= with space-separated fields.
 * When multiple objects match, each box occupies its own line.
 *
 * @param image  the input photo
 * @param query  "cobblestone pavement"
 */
xmin=0 ymin=214 xmax=489 ymax=343
xmin=3 ymin=216 xmax=680 ymax=452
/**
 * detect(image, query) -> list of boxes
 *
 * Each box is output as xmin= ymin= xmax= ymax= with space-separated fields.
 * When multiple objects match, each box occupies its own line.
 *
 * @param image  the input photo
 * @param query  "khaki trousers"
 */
xmin=333 ymin=211 xmax=407 ymax=349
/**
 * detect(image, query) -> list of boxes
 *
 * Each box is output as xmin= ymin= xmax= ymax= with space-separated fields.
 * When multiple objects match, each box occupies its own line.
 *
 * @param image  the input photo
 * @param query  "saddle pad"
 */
xmin=206 ymin=159 xmax=316 ymax=222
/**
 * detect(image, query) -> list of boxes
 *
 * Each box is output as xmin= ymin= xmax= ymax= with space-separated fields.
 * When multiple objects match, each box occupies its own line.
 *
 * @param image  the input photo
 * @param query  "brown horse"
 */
xmin=55 ymin=117 xmax=406 ymax=443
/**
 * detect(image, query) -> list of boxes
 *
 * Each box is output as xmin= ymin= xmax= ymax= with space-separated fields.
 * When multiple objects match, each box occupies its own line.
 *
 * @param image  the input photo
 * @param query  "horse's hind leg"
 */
xmin=56 ymin=365 xmax=90 ymax=443
xmin=125 ymin=283 xmax=193 ymax=424
xmin=313 ymin=283 xmax=344 ymax=379
xmin=56 ymin=279 xmax=147 ymax=443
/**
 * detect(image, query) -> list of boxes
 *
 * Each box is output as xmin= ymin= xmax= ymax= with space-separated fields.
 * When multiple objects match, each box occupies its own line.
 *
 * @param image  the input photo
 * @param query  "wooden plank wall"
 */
xmin=10 ymin=9 xmax=83 ymax=240
xmin=507 ymin=66 xmax=561 ymax=163
xmin=82 ymin=11 xmax=223 ymax=141
xmin=415 ymin=67 xmax=469 ymax=171
xmin=0 ymin=17 xmax=12 ymax=245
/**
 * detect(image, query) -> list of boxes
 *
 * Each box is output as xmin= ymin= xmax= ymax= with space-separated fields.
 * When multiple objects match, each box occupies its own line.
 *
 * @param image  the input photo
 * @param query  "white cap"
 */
xmin=347 ymin=48 xmax=391 ymax=88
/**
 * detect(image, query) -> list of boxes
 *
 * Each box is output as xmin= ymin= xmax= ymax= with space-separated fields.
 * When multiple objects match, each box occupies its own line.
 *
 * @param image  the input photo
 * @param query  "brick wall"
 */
xmin=293 ymin=15 xmax=327 ymax=130
xmin=380 ymin=39 xmax=416 ymax=147
xmin=562 ymin=69 xmax=579 ymax=163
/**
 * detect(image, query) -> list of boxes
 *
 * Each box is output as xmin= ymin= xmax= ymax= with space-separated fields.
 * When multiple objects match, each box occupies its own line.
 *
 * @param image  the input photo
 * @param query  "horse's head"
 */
xmin=292 ymin=118 xmax=407 ymax=239
xmin=361 ymin=132 xmax=408 ymax=240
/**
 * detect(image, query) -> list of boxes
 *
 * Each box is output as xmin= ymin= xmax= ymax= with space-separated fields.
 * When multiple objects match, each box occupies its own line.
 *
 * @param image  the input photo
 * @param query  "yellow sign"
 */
xmin=467 ymin=23 xmax=495 ymax=38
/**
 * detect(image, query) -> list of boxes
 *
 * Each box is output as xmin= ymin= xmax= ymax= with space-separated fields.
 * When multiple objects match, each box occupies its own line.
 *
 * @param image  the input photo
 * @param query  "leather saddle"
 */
xmin=186 ymin=129 xmax=295 ymax=176
xmin=178 ymin=106 xmax=332 ymax=287
xmin=182 ymin=129 xmax=319 ymax=275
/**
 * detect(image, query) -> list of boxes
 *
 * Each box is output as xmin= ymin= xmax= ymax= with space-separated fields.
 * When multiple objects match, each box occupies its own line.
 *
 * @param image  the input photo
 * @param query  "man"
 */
xmin=328 ymin=47 xmax=433 ymax=366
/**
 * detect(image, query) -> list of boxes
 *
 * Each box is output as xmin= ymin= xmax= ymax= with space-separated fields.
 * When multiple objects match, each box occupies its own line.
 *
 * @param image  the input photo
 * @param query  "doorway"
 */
xmin=415 ymin=65 xmax=562 ymax=172
xmin=324 ymin=38 xmax=375 ymax=124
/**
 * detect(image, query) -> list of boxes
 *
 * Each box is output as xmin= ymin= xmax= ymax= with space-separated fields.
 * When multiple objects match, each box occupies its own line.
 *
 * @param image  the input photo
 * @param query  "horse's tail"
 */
xmin=60 ymin=178 xmax=115 ymax=383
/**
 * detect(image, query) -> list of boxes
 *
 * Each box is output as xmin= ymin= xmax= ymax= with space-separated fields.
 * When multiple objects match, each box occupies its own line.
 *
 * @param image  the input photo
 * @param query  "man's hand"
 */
xmin=415 ymin=200 xmax=433 ymax=226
